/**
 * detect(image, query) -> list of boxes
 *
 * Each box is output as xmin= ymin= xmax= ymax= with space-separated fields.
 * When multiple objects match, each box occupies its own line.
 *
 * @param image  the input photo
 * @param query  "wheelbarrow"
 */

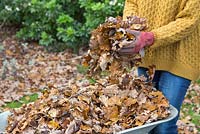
xmin=0 ymin=105 xmax=178 ymax=134
xmin=118 ymin=105 xmax=178 ymax=134
xmin=0 ymin=111 xmax=11 ymax=133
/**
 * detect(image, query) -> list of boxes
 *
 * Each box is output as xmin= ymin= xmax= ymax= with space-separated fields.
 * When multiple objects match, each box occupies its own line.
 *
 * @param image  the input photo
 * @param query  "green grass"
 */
xmin=77 ymin=65 xmax=88 ymax=74
xmin=0 ymin=44 xmax=4 ymax=52
xmin=100 ymin=70 xmax=110 ymax=76
xmin=181 ymin=97 xmax=200 ymax=132
xmin=19 ymin=93 xmax=38 ymax=104
xmin=196 ymin=79 xmax=200 ymax=84
xmin=88 ymin=77 xmax=96 ymax=85
xmin=181 ymin=103 xmax=200 ymax=124
xmin=4 ymin=101 xmax=22 ymax=108
xmin=3 ymin=93 xmax=38 ymax=109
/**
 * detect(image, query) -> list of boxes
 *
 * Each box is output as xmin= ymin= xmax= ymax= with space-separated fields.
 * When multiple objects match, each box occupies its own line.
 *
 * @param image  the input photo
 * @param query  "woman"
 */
xmin=120 ymin=0 xmax=200 ymax=134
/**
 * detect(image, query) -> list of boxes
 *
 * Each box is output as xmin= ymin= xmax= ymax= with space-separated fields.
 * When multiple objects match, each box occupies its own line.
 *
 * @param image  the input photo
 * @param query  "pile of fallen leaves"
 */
xmin=7 ymin=76 xmax=170 ymax=134
xmin=6 ymin=16 xmax=171 ymax=134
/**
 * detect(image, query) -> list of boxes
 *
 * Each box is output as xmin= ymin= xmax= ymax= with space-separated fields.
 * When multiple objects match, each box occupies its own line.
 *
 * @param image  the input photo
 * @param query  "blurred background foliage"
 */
xmin=0 ymin=0 xmax=124 ymax=52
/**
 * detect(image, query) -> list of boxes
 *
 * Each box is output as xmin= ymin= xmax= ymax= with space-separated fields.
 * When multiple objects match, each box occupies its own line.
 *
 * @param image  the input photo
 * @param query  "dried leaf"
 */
xmin=99 ymin=53 xmax=113 ymax=71
xmin=123 ymin=98 xmax=137 ymax=107
xmin=104 ymin=106 xmax=119 ymax=122
xmin=65 ymin=120 xmax=81 ymax=134
xmin=143 ymin=102 xmax=156 ymax=111
xmin=99 ymin=95 xmax=109 ymax=107
xmin=107 ymin=96 xmax=122 ymax=106
xmin=48 ymin=120 xmax=60 ymax=129
xmin=48 ymin=108 xmax=60 ymax=118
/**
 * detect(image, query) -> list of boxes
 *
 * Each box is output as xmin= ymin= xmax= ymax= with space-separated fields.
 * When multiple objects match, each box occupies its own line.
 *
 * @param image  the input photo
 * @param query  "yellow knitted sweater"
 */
xmin=123 ymin=0 xmax=200 ymax=81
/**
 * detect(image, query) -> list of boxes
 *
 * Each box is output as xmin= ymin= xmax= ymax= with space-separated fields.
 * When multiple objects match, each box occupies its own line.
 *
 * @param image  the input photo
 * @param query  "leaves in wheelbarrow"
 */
xmin=6 ymin=77 xmax=170 ymax=133
xmin=6 ymin=16 xmax=170 ymax=134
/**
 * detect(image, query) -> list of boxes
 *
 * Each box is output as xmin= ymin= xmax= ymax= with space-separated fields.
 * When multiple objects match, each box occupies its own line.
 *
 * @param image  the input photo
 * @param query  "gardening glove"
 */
xmin=119 ymin=29 xmax=154 ymax=55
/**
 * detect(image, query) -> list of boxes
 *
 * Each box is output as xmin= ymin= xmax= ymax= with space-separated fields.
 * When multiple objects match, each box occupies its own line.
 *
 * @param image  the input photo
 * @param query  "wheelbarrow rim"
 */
xmin=118 ymin=105 xmax=178 ymax=133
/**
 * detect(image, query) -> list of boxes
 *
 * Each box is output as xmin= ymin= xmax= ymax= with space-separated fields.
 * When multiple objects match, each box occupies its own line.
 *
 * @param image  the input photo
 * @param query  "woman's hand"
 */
xmin=119 ymin=29 xmax=154 ymax=55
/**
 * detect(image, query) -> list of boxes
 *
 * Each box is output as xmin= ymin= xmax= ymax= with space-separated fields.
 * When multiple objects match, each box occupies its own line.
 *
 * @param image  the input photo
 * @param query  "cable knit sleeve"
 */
xmin=151 ymin=0 xmax=200 ymax=48
xmin=123 ymin=0 xmax=138 ymax=20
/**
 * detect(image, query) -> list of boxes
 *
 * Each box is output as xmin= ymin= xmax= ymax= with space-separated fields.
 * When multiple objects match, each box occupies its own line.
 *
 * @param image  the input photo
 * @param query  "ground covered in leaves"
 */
xmin=0 ymin=27 xmax=80 ymax=108
xmin=0 ymin=27 xmax=199 ymax=133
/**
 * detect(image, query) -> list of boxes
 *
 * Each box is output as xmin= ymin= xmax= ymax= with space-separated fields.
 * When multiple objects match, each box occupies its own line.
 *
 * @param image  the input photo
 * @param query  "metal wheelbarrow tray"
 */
xmin=0 ymin=105 xmax=178 ymax=134
xmin=118 ymin=105 xmax=178 ymax=134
